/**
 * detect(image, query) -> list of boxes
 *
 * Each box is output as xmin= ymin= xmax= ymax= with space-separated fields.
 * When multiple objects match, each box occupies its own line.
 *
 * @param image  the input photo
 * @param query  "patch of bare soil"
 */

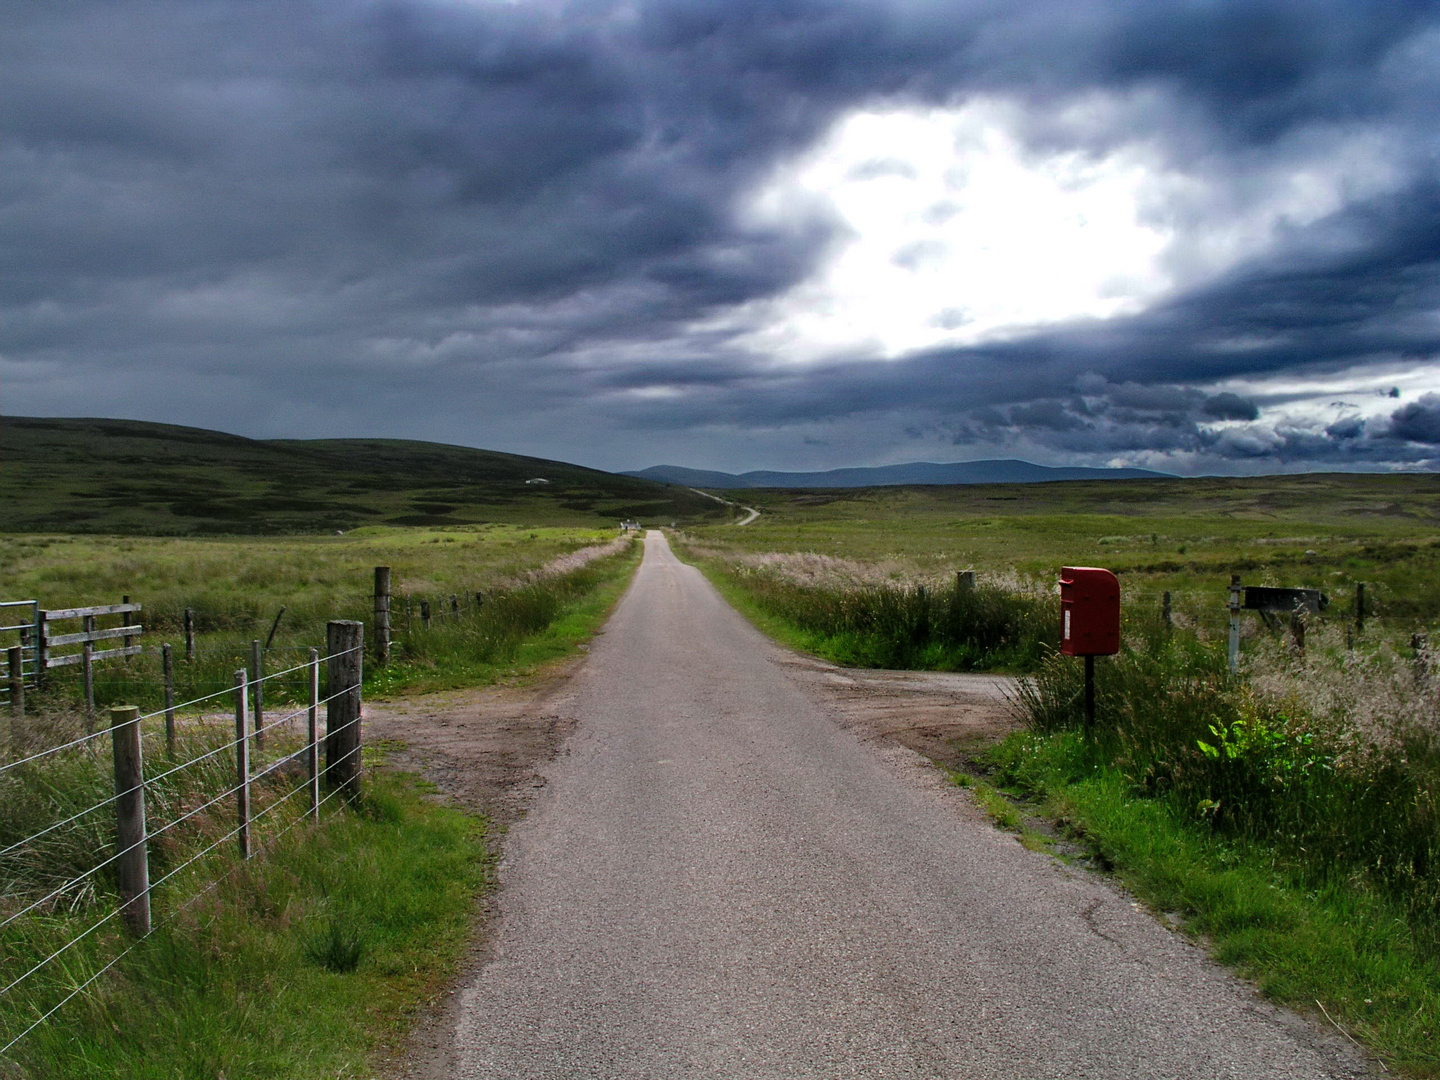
xmin=774 ymin=651 xmax=1022 ymax=769
xmin=363 ymin=654 xmax=585 ymax=1080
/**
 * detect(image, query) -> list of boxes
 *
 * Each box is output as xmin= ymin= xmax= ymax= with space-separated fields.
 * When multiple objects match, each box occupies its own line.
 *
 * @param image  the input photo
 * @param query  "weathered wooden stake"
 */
xmin=109 ymin=705 xmax=151 ymax=936
xmin=956 ymin=570 xmax=975 ymax=591
xmin=450 ymin=594 xmax=459 ymax=616
xmin=183 ymin=608 xmax=196 ymax=663
xmin=1162 ymin=591 xmax=1172 ymax=629
xmin=1412 ymin=633 xmax=1429 ymax=684
xmin=307 ymin=647 xmax=320 ymax=820
xmin=250 ymin=639 xmax=265 ymax=751
xmin=162 ymin=643 xmax=176 ymax=757
xmin=474 ymin=591 xmax=486 ymax=608
xmin=82 ymin=614 xmax=96 ymax=732
xmin=1289 ymin=613 xmax=1306 ymax=655
xmin=234 ymin=669 xmax=250 ymax=859
xmin=373 ymin=566 xmax=391 ymax=666
xmin=405 ymin=596 xmax=413 ymax=632
xmin=1355 ymin=583 xmax=1366 ymax=636
xmin=420 ymin=599 xmax=431 ymax=627
xmin=325 ymin=621 xmax=364 ymax=799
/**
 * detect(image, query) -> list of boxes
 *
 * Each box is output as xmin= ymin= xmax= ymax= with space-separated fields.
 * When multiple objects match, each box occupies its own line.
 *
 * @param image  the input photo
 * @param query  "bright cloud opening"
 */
xmin=726 ymin=97 xmax=1404 ymax=364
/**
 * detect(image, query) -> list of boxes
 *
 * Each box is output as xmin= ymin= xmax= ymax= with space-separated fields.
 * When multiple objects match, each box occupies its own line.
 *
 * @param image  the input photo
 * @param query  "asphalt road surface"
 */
xmin=455 ymin=532 xmax=1365 ymax=1079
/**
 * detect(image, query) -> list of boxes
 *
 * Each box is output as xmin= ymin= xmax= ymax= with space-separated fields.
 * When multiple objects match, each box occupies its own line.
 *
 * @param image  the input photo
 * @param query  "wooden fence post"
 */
xmin=162 ymin=643 xmax=176 ymax=757
xmin=183 ymin=608 xmax=196 ymax=663
xmin=234 ymin=669 xmax=250 ymax=858
xmin=250 ymin=639 xmax=265 ymax=751
xmin=450 ymin=594 xmax=459 ymax=616
xmin=307 ymin=647 xmax=320 ymax=820
xmin=474 ymin=591 xmax=485 ymax=608
xmin=374 ymin=567 xmax=391 ymax=666
xmin=1355 ymin=583 xmax=1366 ymax=636
xmin=325 ymin=621 xmax=364 ymax=799
xmin=109 ymin=705 xmax=151 ymax=936
xmin=1412 ymin=633 xmax=1429 ymax=684
xmin=1162 ymin=591 xmax=1172 ymax=629
xmin=419 ymin=599 xmax=431 ymax=627
xmin=956 ymin=570 xmax=975 ymax=591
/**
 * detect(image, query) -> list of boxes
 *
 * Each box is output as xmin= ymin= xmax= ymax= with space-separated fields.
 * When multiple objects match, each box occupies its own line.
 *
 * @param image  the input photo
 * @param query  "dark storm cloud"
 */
xmin=2 ymin=0 xmax=1439 ymax=471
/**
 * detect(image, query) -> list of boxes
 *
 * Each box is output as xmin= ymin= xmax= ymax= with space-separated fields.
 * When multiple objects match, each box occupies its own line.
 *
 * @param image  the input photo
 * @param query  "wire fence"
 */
xmin=0 ymin=623 xmax=366 ymax=1064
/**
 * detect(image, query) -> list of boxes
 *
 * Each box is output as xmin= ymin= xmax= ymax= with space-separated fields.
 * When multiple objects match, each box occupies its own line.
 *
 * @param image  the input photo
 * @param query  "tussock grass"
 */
xmin=0 ymin=773 xmax=489 ymax=1079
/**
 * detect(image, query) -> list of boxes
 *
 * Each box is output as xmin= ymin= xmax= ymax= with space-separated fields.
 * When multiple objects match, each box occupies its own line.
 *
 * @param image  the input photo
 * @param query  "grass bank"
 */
xmin=985 ymin=732 xmax=1440 ymax=1077
xmin=1 ymin=772 xmax=488 ymax=1080
xmin=680 ymin=544 xmax=1053 ymax=672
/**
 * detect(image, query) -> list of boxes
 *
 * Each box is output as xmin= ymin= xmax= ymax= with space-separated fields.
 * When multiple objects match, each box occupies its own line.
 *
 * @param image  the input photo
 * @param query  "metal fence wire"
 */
xmin=0 ymin=630 xmax=366 ymax=1063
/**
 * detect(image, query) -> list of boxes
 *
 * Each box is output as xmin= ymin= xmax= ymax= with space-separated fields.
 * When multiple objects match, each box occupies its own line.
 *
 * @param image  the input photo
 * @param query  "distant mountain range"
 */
xmin=623 ymin=460 xmax=1174 ymax=489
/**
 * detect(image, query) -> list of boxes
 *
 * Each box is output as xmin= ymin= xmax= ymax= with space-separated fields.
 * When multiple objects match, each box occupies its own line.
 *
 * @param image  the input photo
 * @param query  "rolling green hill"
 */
xmin=0 ymin=416 xmax=723 ymax=534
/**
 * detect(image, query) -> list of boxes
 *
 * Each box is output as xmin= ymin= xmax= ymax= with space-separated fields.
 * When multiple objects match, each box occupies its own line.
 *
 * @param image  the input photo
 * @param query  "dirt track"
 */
xmin=376 ymin=531 xmax=1370 ymax=1079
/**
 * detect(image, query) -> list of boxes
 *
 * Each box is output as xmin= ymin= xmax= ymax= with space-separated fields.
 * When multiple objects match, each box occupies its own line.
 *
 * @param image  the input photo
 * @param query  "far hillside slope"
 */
xmin=625 ymin=459 xmax=1172 ymax=488
xmin=0 ymin=416 xmax=723 ymax=534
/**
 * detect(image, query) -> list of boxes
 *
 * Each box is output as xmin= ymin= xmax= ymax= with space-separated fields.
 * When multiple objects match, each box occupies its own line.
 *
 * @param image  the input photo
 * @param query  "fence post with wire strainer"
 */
xmin=234 ymin=669 xmax=250 ymax=859
xmin=308 ymin=647 xmax=320 ymax=820
xmin=109 ymin=705 xmax=151 ymax=936
xmin=325 ymin=621 xmax=364 ymax=799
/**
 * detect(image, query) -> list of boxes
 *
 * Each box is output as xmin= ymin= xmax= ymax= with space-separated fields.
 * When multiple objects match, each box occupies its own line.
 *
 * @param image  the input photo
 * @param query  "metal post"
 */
xmin=1355 ymin=583 xmax=1365 ymax=637
xmin=109 ymin=705 xmax=151 ymax=936
xmin=1227 ymin=575 xmax=1241 ymax=675
xmin=307 ymin=647 xmax=320 ymax=821
xmin=82 ymin=614 xmax=96 ymax=732
xmin=162 ymin=643 xmax=176 ymax=757
xmin=374 ymin=566 xmax=391 ymax=666
xmin=250 ymin=638 xmax=265 ymax=751
xmin=7 ymin=646 xmax=23 ymax=722
xmin=264 ymin=607 xmax=286 ymax=651
xmin=183 ymin=608 xmax=196 ymax=663
xmin=234 ymin=669 xmax=250 ymax=859
xmin=34 ymin=611 xmax=48 ymax=689
xmin=121 ymin=595 xmax=133 ymax=659
xmin=1083 ymin=655 xmax=1096 ymax=731
xmin=325 ymin=621 xmax=364 ymax=798
xmin=1162 ymin=591 xmax=1172 ymax=629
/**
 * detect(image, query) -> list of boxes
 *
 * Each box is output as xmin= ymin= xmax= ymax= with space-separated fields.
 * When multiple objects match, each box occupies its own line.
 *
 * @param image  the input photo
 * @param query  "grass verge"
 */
xmin=364 ymin=539 xmax=641 ymax=697
xmin=987 ymin=731 xmax=1440 ymax=1078
xmin=1 ymin=772 xmax=489 ymax=1080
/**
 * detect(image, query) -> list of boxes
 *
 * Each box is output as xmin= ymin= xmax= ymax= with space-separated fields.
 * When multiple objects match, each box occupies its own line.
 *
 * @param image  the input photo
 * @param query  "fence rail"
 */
xmin=0 ymin=622 xmax=365 ymax=1065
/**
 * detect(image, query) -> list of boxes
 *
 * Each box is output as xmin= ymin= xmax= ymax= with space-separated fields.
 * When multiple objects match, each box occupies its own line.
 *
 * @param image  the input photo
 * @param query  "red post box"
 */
xmin=1059 ymin=567 xmax=1120 ymax=656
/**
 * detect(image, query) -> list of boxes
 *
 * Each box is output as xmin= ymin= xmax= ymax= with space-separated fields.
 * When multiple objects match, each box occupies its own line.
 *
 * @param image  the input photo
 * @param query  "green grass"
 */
xmin=0 ymin=415 xmax=723 ymax=534
xmin=685 ymin=472 xmax=1440 ymax=632
xmin=0 ymin=773 xmax=490 ymax=1080
xmin=0 ymin=526 xmax=640 ymax=712
xmin=989 ymin=732 xmax=1440 ymax=1077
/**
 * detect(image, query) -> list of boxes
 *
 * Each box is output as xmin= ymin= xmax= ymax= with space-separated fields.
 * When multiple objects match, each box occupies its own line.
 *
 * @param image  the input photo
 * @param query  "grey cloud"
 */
xmin=1202 ymin=393 xmax=1261 ymax=421
xmin=1388 ymin=393 xmax=1440 ymax=443
xmin=3 ymin=1 xmax=1440 ymax=473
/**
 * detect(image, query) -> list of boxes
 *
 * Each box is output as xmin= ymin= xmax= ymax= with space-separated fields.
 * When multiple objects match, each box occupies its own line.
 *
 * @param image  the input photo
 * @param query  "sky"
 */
xmin=4 ymin=0 xmax=1440 ymax=476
